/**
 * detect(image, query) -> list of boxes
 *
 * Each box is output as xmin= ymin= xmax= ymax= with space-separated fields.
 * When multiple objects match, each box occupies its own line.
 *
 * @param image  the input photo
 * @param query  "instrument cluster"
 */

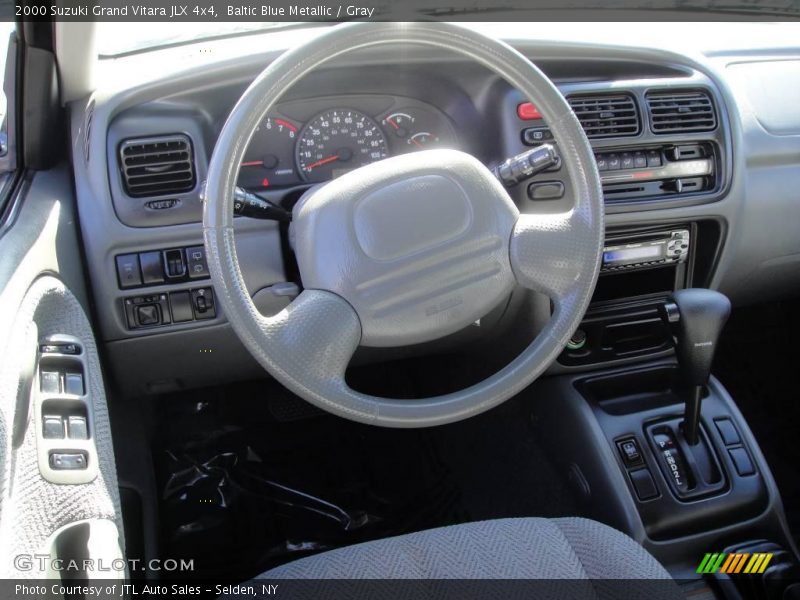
xmin=236 ymin=95 xmax=459 ymax=189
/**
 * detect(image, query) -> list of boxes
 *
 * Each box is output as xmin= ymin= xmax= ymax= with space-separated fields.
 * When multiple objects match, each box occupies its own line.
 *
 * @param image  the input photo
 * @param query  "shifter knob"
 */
xmin=669 ymin=288 xmax=731 ymax=387
xmin=666 ymin=288 xmax=731 ymax=445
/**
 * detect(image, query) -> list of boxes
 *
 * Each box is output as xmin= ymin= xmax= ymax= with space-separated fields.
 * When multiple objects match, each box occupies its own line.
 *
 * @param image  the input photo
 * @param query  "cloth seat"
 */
xmin=248 ymin=517 xmax=681 ymax=599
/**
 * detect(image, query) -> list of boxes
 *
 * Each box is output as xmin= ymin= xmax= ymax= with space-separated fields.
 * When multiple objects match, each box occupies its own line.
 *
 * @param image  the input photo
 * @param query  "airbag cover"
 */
xmin=292 ymin=149 xmax=519 ymax=347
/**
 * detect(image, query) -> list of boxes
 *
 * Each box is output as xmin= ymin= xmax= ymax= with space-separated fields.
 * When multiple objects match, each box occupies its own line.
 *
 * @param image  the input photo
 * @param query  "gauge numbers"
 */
xmin=239 ymin=116 xmax=299 ymax=189
xmin=297 ymin=109 xmax=389 ymax=183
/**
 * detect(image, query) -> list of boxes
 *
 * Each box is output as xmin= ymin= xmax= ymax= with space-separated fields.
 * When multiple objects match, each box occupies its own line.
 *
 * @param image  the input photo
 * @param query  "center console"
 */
xmin=531 ymin=280 xmax=799 ymax=591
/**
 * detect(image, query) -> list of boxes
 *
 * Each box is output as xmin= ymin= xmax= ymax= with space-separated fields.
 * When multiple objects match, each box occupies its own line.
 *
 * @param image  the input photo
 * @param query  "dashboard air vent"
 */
xmin=646 ymin=90 xmax=717 ymax=134
xmin=119 ymin=135 xmax=196 ymax=198
xmin=567 ymin=94 xmax=640 ymax=138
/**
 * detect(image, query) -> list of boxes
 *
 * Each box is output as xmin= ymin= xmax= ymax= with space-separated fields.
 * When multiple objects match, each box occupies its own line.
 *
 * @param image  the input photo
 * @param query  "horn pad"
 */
xmin=292 ymin=149 xmax=519 ymax=347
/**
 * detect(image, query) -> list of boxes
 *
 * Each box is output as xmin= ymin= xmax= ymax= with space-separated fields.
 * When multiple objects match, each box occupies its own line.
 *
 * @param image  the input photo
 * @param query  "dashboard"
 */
xmin=71 ymin=31 xmax=800 ymax=397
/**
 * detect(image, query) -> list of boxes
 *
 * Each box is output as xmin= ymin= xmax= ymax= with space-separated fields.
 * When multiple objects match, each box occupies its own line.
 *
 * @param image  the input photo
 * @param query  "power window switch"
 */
xmin=40 ymin=370 xmax=61 ymax=394
xmin=64 ymin=373 xmax=84 ymax=396
xmin=67 ymin=416 xmax=89 ymax=440
xmin=43 ymin=415 xmax=65 ymax=439
xmin=49 ymin=451 xmax=88 ymax=471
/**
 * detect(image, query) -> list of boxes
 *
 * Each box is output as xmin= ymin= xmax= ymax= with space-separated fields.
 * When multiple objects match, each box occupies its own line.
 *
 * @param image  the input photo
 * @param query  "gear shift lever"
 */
xmin=664 ymin=288 xmax=731 ymax=445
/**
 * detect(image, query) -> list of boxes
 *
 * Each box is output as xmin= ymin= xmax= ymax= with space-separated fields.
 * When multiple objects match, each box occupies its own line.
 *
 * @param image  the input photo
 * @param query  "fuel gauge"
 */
xmin=382 ymin=112 xmax=415 ymax=140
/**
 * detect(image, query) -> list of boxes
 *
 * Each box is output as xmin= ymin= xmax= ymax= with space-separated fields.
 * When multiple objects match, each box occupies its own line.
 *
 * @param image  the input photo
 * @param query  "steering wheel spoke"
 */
xmin=509 ymin=205 xmax=598 ymax=308
xmin=262 ymin=290 xmax=361 ymax=391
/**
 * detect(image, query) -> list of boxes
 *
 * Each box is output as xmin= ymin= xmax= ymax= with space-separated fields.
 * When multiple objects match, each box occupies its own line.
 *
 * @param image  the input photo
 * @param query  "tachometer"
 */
xmin=239 ymin=117 xmax=299 ymax=189
xmin=297 ymin=109 xmax=389 ymax=183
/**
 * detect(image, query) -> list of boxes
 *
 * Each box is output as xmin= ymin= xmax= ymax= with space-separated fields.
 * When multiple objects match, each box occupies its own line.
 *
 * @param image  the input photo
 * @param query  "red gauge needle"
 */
xmin=241 ymin=160 xmax=263 ymax=167
xmin=410 ymin=137 xmax=423 ymax=149
xmin=386 ymin=117 xmax=400 ymax=130
xmin=305 ymin=154 xmax=339 ymax=170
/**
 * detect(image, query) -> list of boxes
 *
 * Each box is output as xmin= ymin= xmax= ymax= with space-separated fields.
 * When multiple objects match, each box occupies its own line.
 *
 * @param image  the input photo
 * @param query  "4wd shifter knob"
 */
xmin=666 ymin=288 xmax=731 ymax=445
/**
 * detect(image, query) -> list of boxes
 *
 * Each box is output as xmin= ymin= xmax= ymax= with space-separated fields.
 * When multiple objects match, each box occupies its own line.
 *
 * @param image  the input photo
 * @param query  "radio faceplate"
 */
xmin=602 ymin=229 xmax=689 ymax=273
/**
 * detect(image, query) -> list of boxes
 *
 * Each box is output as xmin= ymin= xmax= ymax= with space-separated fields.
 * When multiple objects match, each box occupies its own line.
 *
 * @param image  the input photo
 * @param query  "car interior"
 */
xmin=1 ymin=17 xmax=800 ymax=599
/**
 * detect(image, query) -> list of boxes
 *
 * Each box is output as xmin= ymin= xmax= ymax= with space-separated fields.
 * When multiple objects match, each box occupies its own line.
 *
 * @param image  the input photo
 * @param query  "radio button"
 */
xmin=646 ymin=150 xmax=662 ymax=167
xmin=621 ymin=152 xmax=634 ymax=170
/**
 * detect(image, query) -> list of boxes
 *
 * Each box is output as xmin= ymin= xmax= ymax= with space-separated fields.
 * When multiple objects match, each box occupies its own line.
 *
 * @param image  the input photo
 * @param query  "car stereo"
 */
xmin=601 ymin=228 xmax=689 ymax=273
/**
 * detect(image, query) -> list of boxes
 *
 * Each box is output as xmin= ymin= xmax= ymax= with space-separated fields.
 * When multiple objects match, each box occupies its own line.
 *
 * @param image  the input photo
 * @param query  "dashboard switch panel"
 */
xmin=115 ymin=244 xmax=211 ymax=290
xmin=124 ymin=287 xmax=218 ymax=329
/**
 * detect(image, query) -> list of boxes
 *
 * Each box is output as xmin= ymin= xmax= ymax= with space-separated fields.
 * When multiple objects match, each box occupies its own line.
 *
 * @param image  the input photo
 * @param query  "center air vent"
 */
xmin=567 ymin=94 xmax=640 ymax=138
xmin=119 ymin=135 xmax=196 ymax=198
xmin=646 ymin=90 xmax=717 ymax=133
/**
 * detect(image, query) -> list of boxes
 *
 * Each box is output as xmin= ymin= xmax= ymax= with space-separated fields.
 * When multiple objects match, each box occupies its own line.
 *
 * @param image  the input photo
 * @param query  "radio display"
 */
xmin=603 ymin=244 xmax=663 ymax=265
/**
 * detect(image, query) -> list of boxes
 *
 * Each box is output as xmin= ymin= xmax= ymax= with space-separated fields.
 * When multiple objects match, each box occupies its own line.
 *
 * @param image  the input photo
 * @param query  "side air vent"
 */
xmin=567 ymin=94 xmax=640 ymax=138
xmin=646 ymin=90 xmax=717 ymax=134
xmin=119 ymin=134 xmax=196 ymax=198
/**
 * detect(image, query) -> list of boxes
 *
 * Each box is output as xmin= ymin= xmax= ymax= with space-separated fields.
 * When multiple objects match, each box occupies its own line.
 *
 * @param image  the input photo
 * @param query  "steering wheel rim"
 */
xmin=203 ymin=22 xmax=604 ymax=428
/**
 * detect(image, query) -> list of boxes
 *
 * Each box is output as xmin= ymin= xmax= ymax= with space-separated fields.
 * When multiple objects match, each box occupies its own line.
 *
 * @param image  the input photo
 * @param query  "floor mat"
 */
xmin=713 ymin=299 xmax=800 ymax=543
xmin=152 ymin=358 xmax=577 ymax=582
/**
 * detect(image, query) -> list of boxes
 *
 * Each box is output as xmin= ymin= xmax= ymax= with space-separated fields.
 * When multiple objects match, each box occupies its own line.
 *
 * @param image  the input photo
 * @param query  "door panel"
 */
xmin=0 ymin=166 xmax=124 ymax=577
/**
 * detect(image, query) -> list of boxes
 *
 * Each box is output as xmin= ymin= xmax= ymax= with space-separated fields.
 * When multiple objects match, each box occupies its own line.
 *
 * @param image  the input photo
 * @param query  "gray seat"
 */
xmin=249 ymin=517 xmax=681 ymax=599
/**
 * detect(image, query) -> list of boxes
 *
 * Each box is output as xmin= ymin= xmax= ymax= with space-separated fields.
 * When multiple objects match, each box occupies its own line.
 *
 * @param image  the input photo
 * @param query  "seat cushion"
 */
xmin=246 ymin=517 xmax=681 ymax=599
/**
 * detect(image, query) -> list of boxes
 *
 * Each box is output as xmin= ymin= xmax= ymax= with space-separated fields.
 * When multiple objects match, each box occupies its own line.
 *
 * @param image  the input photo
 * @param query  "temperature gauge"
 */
xmin=407 ymin=131 xmax=441 ymax=149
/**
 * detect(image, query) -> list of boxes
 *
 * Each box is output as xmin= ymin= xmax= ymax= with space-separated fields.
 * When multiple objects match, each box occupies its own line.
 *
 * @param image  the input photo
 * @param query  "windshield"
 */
xmin=97 ymin=22 xmax=305 ymax=57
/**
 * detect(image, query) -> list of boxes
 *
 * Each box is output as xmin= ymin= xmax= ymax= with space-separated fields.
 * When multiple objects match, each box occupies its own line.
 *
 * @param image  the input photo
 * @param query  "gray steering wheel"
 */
xmin=203 ymin=22 xmax=604 ymax=427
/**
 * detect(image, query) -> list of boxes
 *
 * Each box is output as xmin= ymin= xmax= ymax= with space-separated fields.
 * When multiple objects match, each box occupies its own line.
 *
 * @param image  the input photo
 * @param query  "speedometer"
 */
xmin=296 ymin=109 xmax=389 ymax=183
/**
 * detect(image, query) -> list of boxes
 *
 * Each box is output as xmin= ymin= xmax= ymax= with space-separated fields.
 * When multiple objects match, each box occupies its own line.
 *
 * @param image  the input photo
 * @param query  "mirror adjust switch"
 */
xmin=49 ymin=452 xmax=88 ymax=470
xmin=191 ymin=288 xmax=216 ymax=320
